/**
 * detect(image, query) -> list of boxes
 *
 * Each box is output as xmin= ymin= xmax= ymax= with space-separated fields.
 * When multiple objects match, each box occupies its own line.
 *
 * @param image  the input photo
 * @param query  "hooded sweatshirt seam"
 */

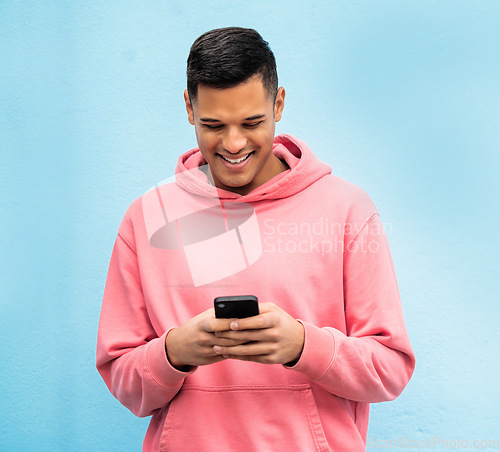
xmin=313 ymin=328 xmax=338 ymax=381
xmin=118 ymin=231 xmax=137 ymax=254
xmin=343 ymin=212 xmax=379 ymax=256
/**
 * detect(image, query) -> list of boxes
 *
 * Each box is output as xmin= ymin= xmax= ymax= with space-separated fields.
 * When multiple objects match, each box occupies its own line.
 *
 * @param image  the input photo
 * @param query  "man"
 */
xmin=97 ymin=27 xmax=415 ymax=451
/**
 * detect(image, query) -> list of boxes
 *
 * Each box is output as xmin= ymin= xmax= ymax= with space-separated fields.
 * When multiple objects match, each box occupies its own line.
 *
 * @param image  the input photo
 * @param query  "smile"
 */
xmin=220 ymin=153 xmax=253 ymax=164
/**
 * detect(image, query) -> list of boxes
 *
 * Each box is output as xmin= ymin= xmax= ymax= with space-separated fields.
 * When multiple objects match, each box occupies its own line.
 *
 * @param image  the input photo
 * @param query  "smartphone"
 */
xmin=214 ymin=295 xmax=259 ymax=319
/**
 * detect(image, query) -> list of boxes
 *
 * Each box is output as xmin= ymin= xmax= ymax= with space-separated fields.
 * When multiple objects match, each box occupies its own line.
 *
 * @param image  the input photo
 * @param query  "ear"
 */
xmin=274 ymin=87 xmax=285 ymax=122
xmin=184 ymin=89 xmax=195 ymax=125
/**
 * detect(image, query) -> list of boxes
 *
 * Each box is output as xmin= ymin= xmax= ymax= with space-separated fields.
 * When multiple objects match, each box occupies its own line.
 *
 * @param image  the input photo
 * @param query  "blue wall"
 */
xmin=1 ymin=1 xmax=498 ymax=450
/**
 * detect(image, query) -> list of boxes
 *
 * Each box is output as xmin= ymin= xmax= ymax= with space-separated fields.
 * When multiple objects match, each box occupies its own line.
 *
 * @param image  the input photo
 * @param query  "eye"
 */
xmin=244 ymin=121 xmax=264 ymax=129
xmin=202 ymin=123 xmax=223 ymax=131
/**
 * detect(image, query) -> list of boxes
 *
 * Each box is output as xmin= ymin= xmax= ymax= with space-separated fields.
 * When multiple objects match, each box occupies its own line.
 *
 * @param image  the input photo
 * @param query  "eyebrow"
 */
xmin=200 ymin=114 xmax=266 ymax=122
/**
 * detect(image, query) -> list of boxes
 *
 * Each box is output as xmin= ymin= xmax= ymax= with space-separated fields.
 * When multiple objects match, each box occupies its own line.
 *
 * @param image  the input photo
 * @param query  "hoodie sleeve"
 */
xmin=287 ymin=212 xmax=415 ymax=403
xmin=96 ymin=211 xmax=196 ymax=418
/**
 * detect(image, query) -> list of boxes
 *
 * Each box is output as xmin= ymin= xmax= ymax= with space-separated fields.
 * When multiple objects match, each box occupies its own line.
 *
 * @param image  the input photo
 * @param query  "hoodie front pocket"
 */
xmin=159 ymin=384 xmax=329 ymax=452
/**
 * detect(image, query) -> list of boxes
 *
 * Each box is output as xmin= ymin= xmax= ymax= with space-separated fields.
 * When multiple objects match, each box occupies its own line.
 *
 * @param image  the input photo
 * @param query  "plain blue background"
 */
xmin=1 ymin=1 xmax=499 ymax=450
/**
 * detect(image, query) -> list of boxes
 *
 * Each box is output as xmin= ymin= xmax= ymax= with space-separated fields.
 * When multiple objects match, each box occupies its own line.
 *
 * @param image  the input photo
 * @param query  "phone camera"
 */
xmin=217 ymin=303 xmax=226 ymax=309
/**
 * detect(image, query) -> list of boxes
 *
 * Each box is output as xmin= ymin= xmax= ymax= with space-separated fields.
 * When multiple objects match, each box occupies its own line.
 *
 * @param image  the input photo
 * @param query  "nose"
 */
xmin=222 ymin=127 xmax=247 ymax=154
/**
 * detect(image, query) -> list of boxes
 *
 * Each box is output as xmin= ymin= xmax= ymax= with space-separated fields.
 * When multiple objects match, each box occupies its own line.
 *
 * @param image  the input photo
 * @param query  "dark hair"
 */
xmin=187 ymin=27 xmax=278 ymax=102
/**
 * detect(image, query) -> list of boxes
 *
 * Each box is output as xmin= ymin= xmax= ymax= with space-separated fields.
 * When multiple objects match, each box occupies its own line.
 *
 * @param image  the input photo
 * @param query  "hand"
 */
xmin=212 ymin=303 xmax=305 ymax=365
xmin=165 ymin=308 xmax=250 ymax=370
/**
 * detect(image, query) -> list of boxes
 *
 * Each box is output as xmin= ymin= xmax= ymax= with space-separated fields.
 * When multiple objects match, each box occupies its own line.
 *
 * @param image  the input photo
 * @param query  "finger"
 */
xmin=214 ymin=329 xmax=270 ymax=343
xmin=214 ymin=342 xmax=274 ymax=357
xmin=213 ymin=336 xmax=249 ymax=347
xmin=256 ymin=302 xmax=278 ymax=313
xmin=204 ymin=317 xmax=233 ymax=333
xmin=228 ymin=312 xmax=276 ymax=331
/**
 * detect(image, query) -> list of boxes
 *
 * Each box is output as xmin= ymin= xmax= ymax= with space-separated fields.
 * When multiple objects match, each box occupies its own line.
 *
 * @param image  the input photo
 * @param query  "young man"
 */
xmin=97 ymin=27 xmax=415 ymax=451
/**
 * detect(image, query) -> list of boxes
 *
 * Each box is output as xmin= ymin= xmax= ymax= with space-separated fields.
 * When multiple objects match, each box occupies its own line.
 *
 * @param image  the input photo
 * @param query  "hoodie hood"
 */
xmin=175 ymin=134 xmax=332 ymax=202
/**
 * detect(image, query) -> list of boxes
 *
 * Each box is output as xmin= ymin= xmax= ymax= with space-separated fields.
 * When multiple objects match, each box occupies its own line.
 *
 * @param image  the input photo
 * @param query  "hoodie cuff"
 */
xmin=284 ymin=321 xmax=336 ymax=380
xmin=145 ymin=330 xmax=197 ymax=388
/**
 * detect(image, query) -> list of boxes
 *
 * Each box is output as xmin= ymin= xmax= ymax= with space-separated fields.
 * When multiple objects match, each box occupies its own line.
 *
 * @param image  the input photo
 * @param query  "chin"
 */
xmin=223 ymin=179 xmax=250 ymax=190
xmin=219 ymin=175 xmax=252 ymax=191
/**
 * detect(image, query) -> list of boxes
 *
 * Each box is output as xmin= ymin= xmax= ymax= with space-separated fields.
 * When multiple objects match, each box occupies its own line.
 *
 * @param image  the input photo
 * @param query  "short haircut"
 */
xmin=187 ymin=27 xmax=278 ymax=102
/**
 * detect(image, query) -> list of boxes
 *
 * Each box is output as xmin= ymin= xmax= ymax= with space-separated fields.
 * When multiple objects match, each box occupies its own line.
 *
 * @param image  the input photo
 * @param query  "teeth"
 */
xmin=221 ymin=153 xmax=251 ymax=164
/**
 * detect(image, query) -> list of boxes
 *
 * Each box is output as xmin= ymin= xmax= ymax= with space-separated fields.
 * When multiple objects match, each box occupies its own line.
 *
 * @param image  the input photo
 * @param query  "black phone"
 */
xmin=214 ymin=295 xmax=259 ymax=319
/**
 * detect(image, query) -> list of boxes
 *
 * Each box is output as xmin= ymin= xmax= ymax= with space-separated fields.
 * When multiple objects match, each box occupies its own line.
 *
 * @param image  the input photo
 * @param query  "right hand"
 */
xmin=165 ymin=308 xmax=248 ymax=370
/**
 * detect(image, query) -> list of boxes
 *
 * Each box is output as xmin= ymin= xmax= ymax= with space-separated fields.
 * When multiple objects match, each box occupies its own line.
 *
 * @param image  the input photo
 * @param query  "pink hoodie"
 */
xmin=96 ymin=134 xmax=415 ymax=451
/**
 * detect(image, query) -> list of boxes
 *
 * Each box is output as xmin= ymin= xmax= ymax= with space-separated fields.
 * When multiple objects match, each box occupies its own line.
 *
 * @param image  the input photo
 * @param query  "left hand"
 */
xmin=213 ymin=303 xmax=305 ymax=365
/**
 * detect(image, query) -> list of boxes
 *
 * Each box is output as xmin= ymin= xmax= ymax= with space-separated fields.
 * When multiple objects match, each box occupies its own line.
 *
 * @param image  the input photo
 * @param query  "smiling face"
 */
xmin=184 ymin=75 xmax=285 ymax=195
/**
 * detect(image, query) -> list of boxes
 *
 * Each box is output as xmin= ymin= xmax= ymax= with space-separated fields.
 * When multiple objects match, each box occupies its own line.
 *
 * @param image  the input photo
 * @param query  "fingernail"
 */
xmin=231 ymin=322 xmax=239 ymax=330
xmin=214 ymin=346 xmax=222 ymax=354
